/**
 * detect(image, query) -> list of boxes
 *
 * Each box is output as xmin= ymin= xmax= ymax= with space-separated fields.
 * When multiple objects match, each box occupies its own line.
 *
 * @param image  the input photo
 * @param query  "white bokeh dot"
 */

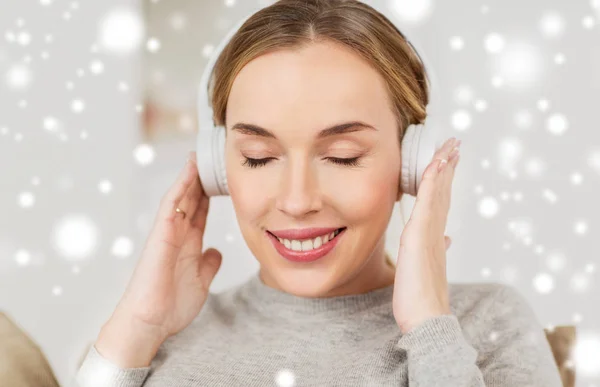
xmin=542 ymin=188 xmax=557 ymax=203
xmin=6 ymin=64 xmax=32 ymax=90
xmin=146 ymin=37 xmax=161 ymax=52
xmin=451 ymin=110 xmax=472 ymax=131
xmin=454 ymin=85 xmax=473 ymax=104
xmin=573 ymin=332 xmax=600 ymax=377
xmin=533 ymin=272 xmax=554 ymax=294
xmin=18 ymin=191 xmax=35 ymax=208
xmin=588 ymin=150 xmax=600 ymax=173
xmin=98 ymin=7 xmax=144 ymax=54
xmin=52 ymin=286 xmax=63 ymax=296
xmin=478 ymin=196 xmax=499 ymax=218
xmin=98 ymin=179 xmax=113 ymax=194
xmin=491 ymin=75 xmax=504 ymax=88
xmin=134 ymin=143 xmax=156 ymax=166
xmin=582 ymin=15 xmax=596 ymax=29
xmin=494 ymin=42 xmax=543 ymax=89
xmin=484 ymin=33 xmax=505 ymax=54
xmin=389 ymin=0 xmax=434 ymax=24
xmin=15 ymin=249 xmax=31 ymax=266
xmin=42 ymin=117 xmax=60 ymax=132
xmin=275 ymin=369 xmax=296 ymax=387
xmin=546 ymin=252 xmax=566 ymax=272
xmin=170 ymin=12 xmax=187 ymax=30
xmin=537 ymin=99 xmax=550 ymax=111
xmin=474 ymin=99 xmax=488 ymax=112
xmin=546 ymin=113 xmax=568 ymax=135
xmin=202 ymin=44 xmax=214 ymax=58
xmin=539 ymin=11 xmax=566 ymax=38
xmin=449 ymin=36 xmax=464 ymax=51
xmin=570 ymin=172 xmax=583 ymax=185
xmin=570 ymin=272 xmax=591 ymax=293
xmin=89 ymin=60 xmax=104 ymax=74
xmin=71 ymin=99 xmax=85 ymax=113
xmin=585 ymin=263 xmax=595 ymax=273
xmin=17 ymin=32 xmax=31 ymax=46
xmin=524 ymin=157 xmax=546 ymax=177
xmin=51 ymin=214 xmax=99 ymax=261
xmin=111 ymin=236 xmax=134 ymax=258
xmin=574 ymin=220 xmax=588 ymax=235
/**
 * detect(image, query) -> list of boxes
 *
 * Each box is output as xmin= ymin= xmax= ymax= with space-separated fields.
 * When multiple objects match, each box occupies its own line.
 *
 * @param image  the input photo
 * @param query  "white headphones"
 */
xmin=196 ymin=7 xmax=442 ymax=199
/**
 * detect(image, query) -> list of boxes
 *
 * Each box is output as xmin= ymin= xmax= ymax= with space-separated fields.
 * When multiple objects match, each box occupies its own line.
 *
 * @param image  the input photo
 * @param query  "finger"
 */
xmin=445 ymin=235 xmax=452 ymax=250
xmin=178 ymin=195 xmax=210 ymax=260
xmin=437 ymin=141 xmax=461 ymax=222
xmin=176 ymin=154 xmax=204 ymax=222
xmin=409 ymin=138 xmax=458 ymax=223
xmin=189 ymin=189 xmax=211 ymax=234
xmin=197 ymin=248 xmax=223 ymax=293
xmin=158 ymin=151 xmax=198 ymax=221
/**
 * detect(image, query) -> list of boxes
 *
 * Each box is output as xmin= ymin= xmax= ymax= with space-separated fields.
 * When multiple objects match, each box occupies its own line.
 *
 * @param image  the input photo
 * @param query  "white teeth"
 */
xmin=290 ymin=240 xmax=302 ymax=251
xmin=301 ymin=240 xmax=313 ymax=251
xmin=313 ymin=235 xmax=322 ymax=249
xmin=276 ymin=229 xmax=343 ymax=252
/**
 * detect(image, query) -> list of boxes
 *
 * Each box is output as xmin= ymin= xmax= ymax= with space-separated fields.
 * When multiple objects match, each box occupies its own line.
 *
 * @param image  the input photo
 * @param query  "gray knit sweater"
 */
xmin=74 ymin=273 xmax=563 ymax=386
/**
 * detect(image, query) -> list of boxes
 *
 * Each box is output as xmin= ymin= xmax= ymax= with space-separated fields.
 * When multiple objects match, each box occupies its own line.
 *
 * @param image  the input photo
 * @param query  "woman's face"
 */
xmin=225 ymin=40 xmax=401 ymax=297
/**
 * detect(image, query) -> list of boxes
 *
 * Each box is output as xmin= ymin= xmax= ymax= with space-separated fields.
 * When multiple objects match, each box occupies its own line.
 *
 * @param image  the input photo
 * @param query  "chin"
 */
xmin=267 ymin=264 xmax=337 ymax=297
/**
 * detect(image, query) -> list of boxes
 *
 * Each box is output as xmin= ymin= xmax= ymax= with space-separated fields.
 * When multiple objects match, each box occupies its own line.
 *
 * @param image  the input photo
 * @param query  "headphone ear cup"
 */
xmin=400 ymin=124 xmax=421 ymax=197
xmin=215 ymin=126 xmax=229 ymax=196
xmin=196 ymin=123 xmax=229 ymax=196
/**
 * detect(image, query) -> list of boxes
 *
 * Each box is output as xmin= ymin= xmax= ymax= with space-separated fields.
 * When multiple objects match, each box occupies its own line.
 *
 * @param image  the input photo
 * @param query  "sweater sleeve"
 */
xmin=395 ymin=284 xmax=564 ymax=387
xmin=71 ymin=344 xmax=151 ymax=387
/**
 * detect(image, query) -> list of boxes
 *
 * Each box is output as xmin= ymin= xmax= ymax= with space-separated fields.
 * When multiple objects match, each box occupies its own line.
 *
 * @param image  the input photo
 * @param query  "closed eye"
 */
xmin=242 ymin=157 xmax=361 ymax=169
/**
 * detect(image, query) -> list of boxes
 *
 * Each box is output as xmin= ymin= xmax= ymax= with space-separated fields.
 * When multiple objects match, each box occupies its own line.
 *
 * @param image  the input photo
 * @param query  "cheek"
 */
xmin=227 ymin=165 xmax=270 ymax=224
xmin=327 ymin=171 xmax=397 ymax=222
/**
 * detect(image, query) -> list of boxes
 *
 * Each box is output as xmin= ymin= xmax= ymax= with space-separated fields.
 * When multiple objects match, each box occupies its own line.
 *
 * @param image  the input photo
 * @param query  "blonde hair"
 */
xmin=208 ymin=0 xmax=430 ymax=269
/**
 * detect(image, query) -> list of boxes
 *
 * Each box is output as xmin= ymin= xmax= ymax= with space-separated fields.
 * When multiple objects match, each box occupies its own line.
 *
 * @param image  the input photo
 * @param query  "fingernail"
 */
xmin=437 ymin=158 xmax=448 ymax=172
xmin=187 ymin=152 xmax=195 ymax=163
xmin=449 ymin=146 xmax=460 ymax=159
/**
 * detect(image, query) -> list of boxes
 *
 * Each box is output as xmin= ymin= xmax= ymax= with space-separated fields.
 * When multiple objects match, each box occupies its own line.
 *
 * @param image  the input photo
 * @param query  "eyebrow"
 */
xmin=230 ymin=121 xmax=377 ymax=139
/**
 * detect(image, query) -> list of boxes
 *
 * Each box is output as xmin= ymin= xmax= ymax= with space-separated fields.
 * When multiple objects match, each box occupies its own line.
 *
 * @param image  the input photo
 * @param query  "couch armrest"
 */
xmin=0 ymin=312 xmax=60 ymax=387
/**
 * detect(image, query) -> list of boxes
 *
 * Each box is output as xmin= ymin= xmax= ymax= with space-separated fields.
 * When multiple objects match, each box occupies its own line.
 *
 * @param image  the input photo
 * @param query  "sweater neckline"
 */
xmin=241 ymin=272 xmax=395 ymax=319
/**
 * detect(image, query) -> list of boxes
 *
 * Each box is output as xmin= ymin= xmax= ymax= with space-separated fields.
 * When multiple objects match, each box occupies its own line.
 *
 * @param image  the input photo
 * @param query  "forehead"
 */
xmin=226 ymin=40 xmax=394 ymax=132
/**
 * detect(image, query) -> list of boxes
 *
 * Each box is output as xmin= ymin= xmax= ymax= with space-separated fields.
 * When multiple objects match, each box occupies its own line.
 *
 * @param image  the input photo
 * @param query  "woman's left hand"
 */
xmin=392 ymin=137 xmax=461 ymax=334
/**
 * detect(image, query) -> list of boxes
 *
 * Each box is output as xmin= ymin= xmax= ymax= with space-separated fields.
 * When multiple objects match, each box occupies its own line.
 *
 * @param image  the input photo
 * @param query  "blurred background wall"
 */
xmin=0 ymin=0 xmax=599 ymax=385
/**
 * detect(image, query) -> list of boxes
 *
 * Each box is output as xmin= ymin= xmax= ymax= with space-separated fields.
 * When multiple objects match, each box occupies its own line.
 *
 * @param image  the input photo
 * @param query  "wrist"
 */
xmin=95 ymin=311 xmax=167 ymax=368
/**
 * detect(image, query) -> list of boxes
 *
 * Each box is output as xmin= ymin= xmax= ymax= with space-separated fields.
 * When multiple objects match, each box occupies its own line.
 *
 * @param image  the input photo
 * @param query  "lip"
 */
xmin=268 ymin=227 xmax=343 ymax=240
xmin=266 ymin=228 xmax=346 ymax=263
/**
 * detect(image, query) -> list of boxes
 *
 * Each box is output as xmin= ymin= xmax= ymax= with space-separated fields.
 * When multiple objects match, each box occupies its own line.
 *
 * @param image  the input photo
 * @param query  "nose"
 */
xmin=275 ymin=156 xmax=322 ymax=217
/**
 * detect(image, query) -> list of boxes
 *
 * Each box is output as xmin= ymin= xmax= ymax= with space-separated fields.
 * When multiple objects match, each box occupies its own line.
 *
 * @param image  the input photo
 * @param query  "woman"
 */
xmin=75 ymin=0 xmax=563 ymax=386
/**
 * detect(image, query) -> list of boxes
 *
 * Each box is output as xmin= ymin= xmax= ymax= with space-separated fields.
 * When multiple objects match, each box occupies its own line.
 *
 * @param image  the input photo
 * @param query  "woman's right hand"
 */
xmin=95 ymin=151 xmax=223 ymax=368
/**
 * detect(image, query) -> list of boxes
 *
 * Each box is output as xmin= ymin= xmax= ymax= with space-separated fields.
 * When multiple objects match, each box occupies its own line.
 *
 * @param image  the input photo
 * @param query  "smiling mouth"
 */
xmin=267 ymin=227 xmax=346 ymax=251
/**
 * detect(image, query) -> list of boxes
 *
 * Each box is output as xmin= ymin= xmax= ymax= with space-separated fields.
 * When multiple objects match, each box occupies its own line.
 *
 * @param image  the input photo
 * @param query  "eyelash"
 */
xmin=242 ymin=156 xmax=361 ymax=169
